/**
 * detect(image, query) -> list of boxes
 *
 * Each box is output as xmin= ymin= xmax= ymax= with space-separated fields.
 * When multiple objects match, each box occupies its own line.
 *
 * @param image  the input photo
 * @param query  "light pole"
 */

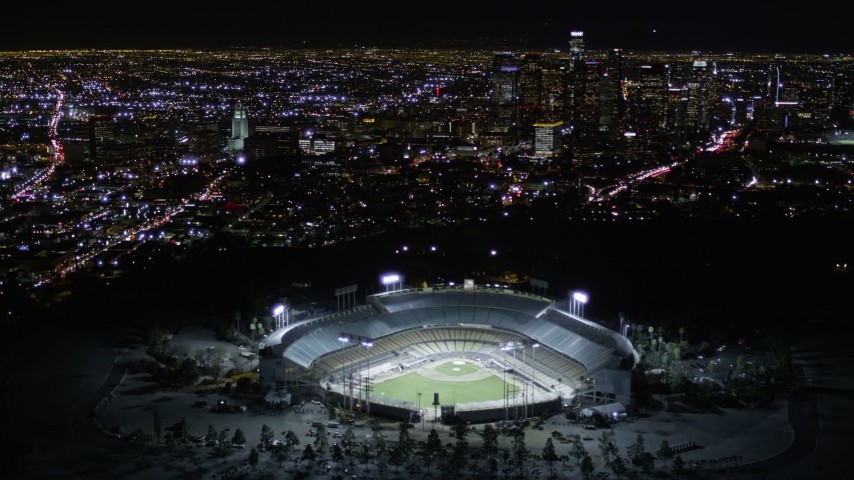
xmin=530 ymin=342 xmax=539 ymax=419
xmin=501 ymin=340 xmax=526 ymax=421
xmin=362 ymin=340 xmax=374 ymax=415
xmin=338 ymin=335 xmax=351 ymax=410
xmin=417 ymin=390 xmax=423 ymax=431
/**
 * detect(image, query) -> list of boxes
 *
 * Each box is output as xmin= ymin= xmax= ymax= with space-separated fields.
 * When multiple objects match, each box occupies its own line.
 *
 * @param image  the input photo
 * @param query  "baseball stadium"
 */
xmin=259 ymin=282 xmax=639 ymax=423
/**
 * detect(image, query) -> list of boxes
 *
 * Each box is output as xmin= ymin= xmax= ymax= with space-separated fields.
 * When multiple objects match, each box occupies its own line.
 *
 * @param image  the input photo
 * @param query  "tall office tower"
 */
xmin=229 ymin=103 xmax=250 ymax=152
xmin=685 ymin=59 xmax=714 ymax=133
xmin=491 ymin=52 xmax=519 ymax=130
xmin=534 ymin=121 xmax=564 ymax=157
xmin=569 ymin=31 xmax=585 ymax=68
xmin=541 ymin=62 xmax=568 ymax=122
xmin=519 ymin=53 xmax=544 ymax=126
xmin=89 ymin=112 xmax=117 ymax=162
xmin=570 ymin=59 xmax=602 ymax=139
xmin=831 ymin=63 xmax=854 ymax=122
xmin=626 ymin=64 xmax=667 ymax=160
xmin=598 ymin=49 xmax=624 ymax=139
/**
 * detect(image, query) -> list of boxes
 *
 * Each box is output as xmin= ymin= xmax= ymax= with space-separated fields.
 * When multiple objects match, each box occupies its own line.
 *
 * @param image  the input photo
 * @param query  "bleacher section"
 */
xmin=376 ymin=288 xmax=552 ymax=316
xmin=285 ymin=309 xmax=618 ymax=374
xmin=275 ymin=290 xmax=635 ymax=380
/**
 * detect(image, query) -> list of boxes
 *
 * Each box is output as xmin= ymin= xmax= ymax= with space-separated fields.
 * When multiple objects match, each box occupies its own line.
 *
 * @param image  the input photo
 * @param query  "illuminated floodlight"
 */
xmin=381 ymin=274 xmax=400 ymax=285
xmin=361 ymin=341 xmax=374 ymax=348
xmin=573 ymin=292 xmax=589 ymax=304
xmin=338 ymin=335 xmax=351 ymax=343
xmin=272 ymin=304 xmax=285 ymax=316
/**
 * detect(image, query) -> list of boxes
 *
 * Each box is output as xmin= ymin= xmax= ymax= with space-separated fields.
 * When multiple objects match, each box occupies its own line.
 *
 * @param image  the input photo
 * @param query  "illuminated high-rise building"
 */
xmin=541 ymin=62 xmax=567 ymax=122
xmin=570 ymin=59 xmax=602 ymax=139
xmin=491 ymin=52 xmax=519 ymax=129
xmin=598 ymin=49 xmax=624 ymax=139
xmin=229 ymin=102 xmax=250 ymax=151
xmin=534 ymin=121 xmax=563 ymax=157
xmin=625 ymin=64 xmax=667 ymax=160
xmin=569 ymin=31 xmax=585 ymax=67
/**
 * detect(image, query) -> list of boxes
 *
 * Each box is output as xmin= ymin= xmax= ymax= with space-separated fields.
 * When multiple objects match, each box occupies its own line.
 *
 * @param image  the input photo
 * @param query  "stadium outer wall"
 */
xmin=327 ymin=391 xmax=562 ymax=424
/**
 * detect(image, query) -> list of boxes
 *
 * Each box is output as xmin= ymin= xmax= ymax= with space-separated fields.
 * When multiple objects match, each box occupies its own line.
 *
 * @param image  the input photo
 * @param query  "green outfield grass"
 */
xmin=373 ymin=369 xmax=511 ymax=405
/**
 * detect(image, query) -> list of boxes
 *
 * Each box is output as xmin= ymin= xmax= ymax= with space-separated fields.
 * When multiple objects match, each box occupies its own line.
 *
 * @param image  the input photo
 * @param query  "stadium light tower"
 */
xmin=272 ymin=304 xmax=287 ymax=330
xmin=338 ymin=334 xmax=352 ymax=411
xmin=381 ymin=273 xmax=403 ymax=292
xmin=570 ymin=291 xmax=588 ymax=318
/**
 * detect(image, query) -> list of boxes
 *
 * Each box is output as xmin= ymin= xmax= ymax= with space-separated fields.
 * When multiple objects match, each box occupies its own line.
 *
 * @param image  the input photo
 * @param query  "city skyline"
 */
xmin=2 ymin=2 xmax=851 ymax=53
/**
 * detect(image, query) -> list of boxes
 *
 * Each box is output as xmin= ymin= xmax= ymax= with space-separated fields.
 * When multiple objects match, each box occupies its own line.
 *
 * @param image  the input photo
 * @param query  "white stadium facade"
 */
xmin=259 ymin=284 xmax=639 ymax=423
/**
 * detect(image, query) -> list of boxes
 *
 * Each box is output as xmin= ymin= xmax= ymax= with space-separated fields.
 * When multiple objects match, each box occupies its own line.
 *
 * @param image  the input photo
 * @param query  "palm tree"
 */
xmin=678 ymin=326 xmax=685 ymax=343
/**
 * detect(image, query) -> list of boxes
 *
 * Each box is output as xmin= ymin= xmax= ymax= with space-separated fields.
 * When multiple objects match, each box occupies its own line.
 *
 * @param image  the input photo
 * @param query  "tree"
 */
xmin=152 ymin=409 xmax=162 ymax=444
xmin=449 ymin=422 xmax=469 ymax=475
xmin=360 ymin=442 xmax=372 ymax=472
xmin=260 ymin=424 xmax=274 ymax=446
xmin=707 ymin=359 xmax=717 ymax=374
xmin=164 ymin=432 xmax=176 ymax=456
xmin=179 ymin=417 xmax=189 ymax=440
xmin=331 ymin=443 xmax=344 ymax=472
xmin=672 ymin=455 xmax=685 ymax=479
xmin=284 ymin=429 xmax=299 ymax=453
xmin=511 ymin=432 xmax=529 ymax=479
xmin=389 ymin=443 xmax=406 ymax=473
xmin=273 ymin=444 xmax=289 ymax=466
xmin=231 ymin=428 xmax=246 ymax=446
xmin=314 ymin=424 xmax=329 ymax=456
xmin=610 ymin=454 xmax=628 ymax=480
xmin=397 ymin=421 xmax=412 ymax=458
xmin=206 ymin=424 xmax=217 ymax=444
xmin=679 ymin=326 xmax=685 ymax=343
xmin=235 ymin=376 xmax=253 ymax=394
xmin=302 ymin=443 xmax=317 ymax=464
xmin=640 ymin=452 xmax=655 ymax=478
xmin=570 ymin=434 xmax=587 ymax=466
xmin=214 ymin=429 xmax=230 ymax=463
xmin=340 ymin=427 xmax=354 ymax=454
xmin=627 ymin=432 xmax=647 ymax=468
xmin=542 ymin=437 xmax=558 ymax=478
xmin=424 ymin=428 xmax=442 ymax=473
xmin=248 ymin=447 xmax=259 ymax=470
xmin=598 ymin=430 xmax=618 ymax=464
xmin=207 ymin=345 xmax=226 ymax=379
xmin=735 ymin=355 xmax=748 ymax=377
xmin=176 ymin=358 xmax=199 ymax=386
xmin=482 ymin=423 xmax=498 ymax=460
xmin=657 ymin=439 xmax=672 ymax=467
xmin=581 ymin=455 xmax=595 ymax=480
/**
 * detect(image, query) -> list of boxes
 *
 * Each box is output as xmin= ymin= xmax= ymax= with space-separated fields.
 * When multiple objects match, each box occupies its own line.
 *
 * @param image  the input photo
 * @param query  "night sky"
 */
xmin=3 ymin=1 xmax=850 ymax=52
